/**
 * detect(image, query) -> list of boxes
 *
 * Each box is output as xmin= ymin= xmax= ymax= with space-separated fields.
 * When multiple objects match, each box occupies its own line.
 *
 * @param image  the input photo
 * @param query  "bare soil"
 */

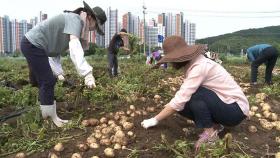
xmin=4 ymin=65 xmax=280 ymax=158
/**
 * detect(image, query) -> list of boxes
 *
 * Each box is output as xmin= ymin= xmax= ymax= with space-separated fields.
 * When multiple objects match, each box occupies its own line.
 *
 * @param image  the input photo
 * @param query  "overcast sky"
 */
xmin=1 ymin=0 xmax=280 ymax=39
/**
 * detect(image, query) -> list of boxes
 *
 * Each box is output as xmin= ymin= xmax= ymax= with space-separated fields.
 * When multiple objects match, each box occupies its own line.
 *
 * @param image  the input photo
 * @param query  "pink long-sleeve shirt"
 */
xmin=168 ymin=55 xmax=249 ymax=116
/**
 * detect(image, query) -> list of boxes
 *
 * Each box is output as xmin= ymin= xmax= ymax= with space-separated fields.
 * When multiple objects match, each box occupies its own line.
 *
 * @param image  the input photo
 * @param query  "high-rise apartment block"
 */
xmin=105 ymin=7 xmax=118 ymax=47
xmin=158 ymin=12 xmax=196 ymax=45
xmin=122 ymin=12 xmax=140 ymax=37
xmin=2 ymin=15 xmax=12 ymax=54
xmin=0 ymin=17 xmax=4 ymax=54
xmin=0 ymin=9 xmax=196 ymax=55
xmin=0 ymin=15 xmax=34 ymax=54
xmin=184 ymin=20 xmax=196 ymax=45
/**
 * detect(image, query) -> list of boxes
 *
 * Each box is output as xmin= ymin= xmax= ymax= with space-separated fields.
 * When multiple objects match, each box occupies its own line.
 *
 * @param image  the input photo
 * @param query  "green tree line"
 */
xmin=196 ymin=25 xmax=280 ymax=55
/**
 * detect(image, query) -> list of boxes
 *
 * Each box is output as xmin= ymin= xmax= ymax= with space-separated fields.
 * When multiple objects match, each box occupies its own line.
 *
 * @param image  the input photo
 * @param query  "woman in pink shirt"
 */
xmin=141 ymin=36 xmax=249 ymax=150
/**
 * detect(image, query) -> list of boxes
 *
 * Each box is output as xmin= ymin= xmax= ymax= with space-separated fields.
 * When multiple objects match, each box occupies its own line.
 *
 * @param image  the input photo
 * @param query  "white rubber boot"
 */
xmin=40 ymin=101 xmax=68 ymax=127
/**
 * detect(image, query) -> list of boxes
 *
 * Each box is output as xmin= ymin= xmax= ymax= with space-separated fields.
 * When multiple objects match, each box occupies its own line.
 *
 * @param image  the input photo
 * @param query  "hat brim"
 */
xmin=95 ymin=20 xmax=104 ymax=35
xmin=156 ymin=45 xmax=206 ymax=66
xmin=83 ymin=1 xmax=105 ymax=35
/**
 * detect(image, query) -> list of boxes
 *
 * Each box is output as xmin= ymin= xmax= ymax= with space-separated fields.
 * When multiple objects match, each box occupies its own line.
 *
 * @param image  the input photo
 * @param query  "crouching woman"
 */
xmin=141 ymin=36 xmax=249 ymax=150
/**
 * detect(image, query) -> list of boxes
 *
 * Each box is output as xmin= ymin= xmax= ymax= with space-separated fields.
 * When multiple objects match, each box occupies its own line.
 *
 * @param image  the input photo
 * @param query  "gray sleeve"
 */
xmin=63 ymin=14 xmax=83 ymax=37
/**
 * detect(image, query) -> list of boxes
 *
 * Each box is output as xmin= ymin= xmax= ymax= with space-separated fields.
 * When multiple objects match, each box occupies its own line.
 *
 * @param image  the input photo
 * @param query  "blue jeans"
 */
xmin=20 ymin=36 xmax=56 ymax=105
xmin=178 ymin=87 xmax=246 ymax=128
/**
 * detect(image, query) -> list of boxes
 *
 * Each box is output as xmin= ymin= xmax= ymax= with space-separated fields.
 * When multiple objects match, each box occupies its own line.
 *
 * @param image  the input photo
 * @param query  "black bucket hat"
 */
xmin=83 ymin=1 xmax=107 ymax=35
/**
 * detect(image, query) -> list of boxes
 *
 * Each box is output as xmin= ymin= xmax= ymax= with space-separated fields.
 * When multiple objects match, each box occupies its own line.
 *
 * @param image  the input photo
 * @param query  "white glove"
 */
xmin=84 ymin=73 xmax=96 ymax=89
xmin=57 ymin=75 xmax=65 ymax=81
xmin=141 ymin=117 xmax=159 ymax=129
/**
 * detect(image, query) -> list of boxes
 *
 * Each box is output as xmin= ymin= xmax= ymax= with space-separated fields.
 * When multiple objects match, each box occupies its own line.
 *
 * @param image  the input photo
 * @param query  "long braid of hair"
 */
xmin=63 ymin=7 xmax=86 ymax=14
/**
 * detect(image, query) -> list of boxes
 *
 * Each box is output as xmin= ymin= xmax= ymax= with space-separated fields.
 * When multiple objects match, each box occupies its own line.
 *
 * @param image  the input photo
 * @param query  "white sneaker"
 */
xmin=40 ymin=101 xmax=68 ymax=127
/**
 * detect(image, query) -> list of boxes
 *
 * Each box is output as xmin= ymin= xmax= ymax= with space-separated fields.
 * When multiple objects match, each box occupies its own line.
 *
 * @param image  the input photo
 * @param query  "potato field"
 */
xmin=0 ymin=56 xmax=279 ymax=158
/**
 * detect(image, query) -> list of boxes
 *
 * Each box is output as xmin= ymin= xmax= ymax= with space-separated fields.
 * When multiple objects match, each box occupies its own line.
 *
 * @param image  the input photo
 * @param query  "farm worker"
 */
xmin=141 ymin=36 xmax=249 ymax=151
xmin=152 ymin=48 xmax=161 ymax=64
xmin=246 ymin=44 xmax=279 ymax=85
xmin=20 ymin=1 xmax=107 ymax=127
xmin=107 ymin=28 xmax=130 ymax=77
xmin=154 ymin=49 xmax=167 ymax=69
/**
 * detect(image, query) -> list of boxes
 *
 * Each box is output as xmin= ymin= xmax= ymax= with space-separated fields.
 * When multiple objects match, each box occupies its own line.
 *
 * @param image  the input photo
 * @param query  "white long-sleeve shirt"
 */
xmin=48 ymin=56 xmax=64 ymax=76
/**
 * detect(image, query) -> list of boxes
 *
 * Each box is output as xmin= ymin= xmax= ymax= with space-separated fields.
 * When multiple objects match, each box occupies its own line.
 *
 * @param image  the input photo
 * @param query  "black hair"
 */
xmin=108 ymin=34 xmax=123 ymax=52
xmin=171 ymin=61 xmax=189 ymax=70
xmin=108 ymin=29 xmax=127 ymax=52
xmin=120 ymin=28 xmax=127 ymax=33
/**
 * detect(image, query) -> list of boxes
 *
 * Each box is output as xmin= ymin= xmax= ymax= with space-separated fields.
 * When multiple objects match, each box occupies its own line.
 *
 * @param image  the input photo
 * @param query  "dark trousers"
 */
xmin=251 ymin=47 xmax=279 ymax=83
xmin=178 ymin=87 xmax=246 ymax=128
xmin=20 ymin=36 xmax=56 ymax=105
xmin=108 ymin=52 xmax=118 ymax=77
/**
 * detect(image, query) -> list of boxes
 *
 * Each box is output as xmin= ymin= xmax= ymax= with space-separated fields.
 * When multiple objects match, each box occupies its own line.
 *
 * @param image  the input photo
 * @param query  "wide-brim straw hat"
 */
xmin=156 ymin=36 xmax=206 ymax=65
xmin=83 ymin=1 xmax=107 ymax=35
